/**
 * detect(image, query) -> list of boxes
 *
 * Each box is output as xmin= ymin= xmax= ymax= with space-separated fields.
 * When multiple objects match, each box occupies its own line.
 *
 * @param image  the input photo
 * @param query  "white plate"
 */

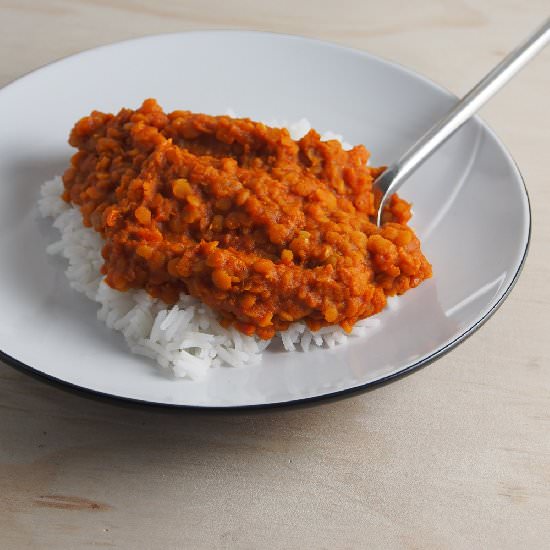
xmin=0 ymin=31 xmax=530 ymax=408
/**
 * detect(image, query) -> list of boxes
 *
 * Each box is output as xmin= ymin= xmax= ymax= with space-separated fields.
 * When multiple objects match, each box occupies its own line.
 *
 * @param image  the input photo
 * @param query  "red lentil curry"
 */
xmin=63 ymin=99 xmax=432 ymax=340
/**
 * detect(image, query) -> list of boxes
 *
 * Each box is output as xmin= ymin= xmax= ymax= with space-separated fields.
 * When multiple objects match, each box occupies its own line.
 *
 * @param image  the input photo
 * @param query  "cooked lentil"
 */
xmin=63 ymin=99 xmax=432 ymax=339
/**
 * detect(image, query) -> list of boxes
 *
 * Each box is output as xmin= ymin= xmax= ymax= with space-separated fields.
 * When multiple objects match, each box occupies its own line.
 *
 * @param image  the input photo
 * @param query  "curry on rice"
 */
xmin=63 ymin=99 xmax=432 ymax=340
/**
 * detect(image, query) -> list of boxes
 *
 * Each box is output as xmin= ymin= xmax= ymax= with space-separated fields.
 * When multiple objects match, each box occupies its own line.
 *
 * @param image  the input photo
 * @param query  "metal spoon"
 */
xmin=374 ymin=17 xmax=550 ymax=226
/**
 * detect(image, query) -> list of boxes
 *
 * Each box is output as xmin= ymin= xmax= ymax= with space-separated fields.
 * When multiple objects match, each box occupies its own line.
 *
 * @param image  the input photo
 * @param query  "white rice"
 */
xmin=38 ymin=120 xmax=380 ymax=379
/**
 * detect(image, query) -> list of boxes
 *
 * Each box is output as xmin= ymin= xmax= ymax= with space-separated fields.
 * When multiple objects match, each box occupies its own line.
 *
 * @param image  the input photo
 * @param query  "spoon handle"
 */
xmin=375 ymin=17 xmax=550 ymax=225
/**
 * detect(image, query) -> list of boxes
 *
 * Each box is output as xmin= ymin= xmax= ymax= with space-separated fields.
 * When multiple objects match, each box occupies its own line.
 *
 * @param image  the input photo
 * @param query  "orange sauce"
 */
xmin=63 ymin=99 xmax=431 ymax=339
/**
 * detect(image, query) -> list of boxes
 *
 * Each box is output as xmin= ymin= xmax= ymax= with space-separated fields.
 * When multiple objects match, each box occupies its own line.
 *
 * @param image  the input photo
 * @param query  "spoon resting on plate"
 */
xmin=374 ymin=17 xmax=550 ymax=226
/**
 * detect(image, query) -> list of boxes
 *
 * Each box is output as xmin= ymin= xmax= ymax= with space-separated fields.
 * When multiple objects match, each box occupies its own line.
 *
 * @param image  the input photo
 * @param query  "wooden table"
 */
xmin=1 ymin=1 xmax=549 ymax=547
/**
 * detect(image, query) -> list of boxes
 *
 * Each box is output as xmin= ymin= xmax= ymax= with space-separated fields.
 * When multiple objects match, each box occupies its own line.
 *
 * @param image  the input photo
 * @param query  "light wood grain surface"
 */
xmin=1 ymin=1 xmax=549 ymax=548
